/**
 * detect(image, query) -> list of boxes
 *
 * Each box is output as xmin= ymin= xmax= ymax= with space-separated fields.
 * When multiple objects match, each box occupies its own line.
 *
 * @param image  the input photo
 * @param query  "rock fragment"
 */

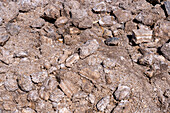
xmin=27 ymin=90 xmax=39 ymax=102
xmin=31 ymin=71 xmax=48 ymax=83
xmin=18 ymin=75 xmax=33 ymax=92
xmin=104 ymin=37 xmax=120 ymax=46
xmin=114 ymin=85 xmax=131 ymax=101
xmin=4 ymin=75 xmax=18 ymax=91
xmin=96 ymin=96 xmax=110 ymax=111
xmin=39 ymin=86 xmax=50 ymax=100
xmin=132 ymin=29 xmax=153 ymax=44
xmin=0 ymin=2 xmax=19 ymax=23
xmin=79 ymin=39 xmax=99 ymax=59
xmin=59 ymin=107 xmax=71 ymax=113
xmin=59 ymin=80 xmax=79 ymax=98
xmin=6 ymin=23 xmax=21 ymax=36
xmin=22 ymin=108 xmax=36 ymax=113
xmin=161 ymin=42 xmax=170 ymax=60
xmin=79 ymin=17 xmax=93 ymax=29
xmin=69 ymin=27 xmax=80 ymax=35
xmin=99 ymin=16 xmax=114 ymax=27
xmin=88 ymin=94 xmax=95 ymax=104
xmin=55 ymin=17 xmax=68 ymax=27
xmin=93 ymin=2 xmax=106 ymax=13
xmin=79 ymin=68 xmax=100 ymax=81
xmin=43 ymin=4 xmax=61 ymax=19
xmin=31 ymin=18 xmax=45 ymax=28
xmin=13 ymin=51 xmax=28 ymax=58
xmin=49 ymin=87 xmax=64 ymax=103
xmin=113 ymin=9 xmax=132 ymax=23
xmin=0 ymin=17 xmax=3 ymax=25
xmin=164 ymin=1 xmax=170 ymax=16
xmin=138 ymin=53 xmax=154 ymax=66
xmin=0 ymin=35 xmax=10 ymax=46
xmin=65 ymin=53 xmax=79 ymax=67
xmin=164 ymin=89 xmax=170 ymax=98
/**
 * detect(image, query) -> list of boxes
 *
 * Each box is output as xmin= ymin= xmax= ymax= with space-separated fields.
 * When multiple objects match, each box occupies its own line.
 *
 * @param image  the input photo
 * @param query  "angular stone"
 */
xmin=58 ymin=50 xmax=72 ymax=64
xmin=69 ymin=27 xmax=80 ymax=35
xmin=43 ymin=4 xmax=61 ymax=19
xmin=113 ymin=9 xmax=132 ymax=23
xmin=4 ymin=75 xmax=18 ymax=91
xmin=96 ymin=96 xmax=110 ymax=111
xmin=132 ymin=29 xmax=153 ymax=44
xmin=13 ymin=51 xmax=28 ymax=58
xmin=79 ymin=17 xmax=93 ymax=29
xmin=49 ymin=87 xmax=65 ymax=103
xmin=153 ymin=19 xmax=170 ymax=45
xmin=0 ymin=2 xmax=19 ymax=23
xmin=31 ymin=18 xmax=45 ymax=28
xmin=59 ymin=80 xmax=78 ymax=98
xmin=22 ymin=108 xmax=36 ymax=113
xmin=55 ymin=17 xmax=68 ymax=27
xmin=27 ymin=90 xmax=39 ymax=102
xmin=31 ymin=71 xmax=48 ymax=83
xmin=71 ymin=9 xmax=88 ymax=26
xmin=6 ymin=23 xmax=21 ymax=36
xmin=65 ymin=53 xmax=79 ymax=67
xmin=104 ymin=37 xmax=120 ymax=46
xmin=79 ymin=68 xmax=100 ymax=81
xmin=164 ymin=1 xmax=170 ymax=16
xmin=39 ymin=86 xmax=50 ymax=100
xmin=93 ymin=2 xmax=106 ymax=13
xmin=114 ymin=85 xmax=131 ymax=101
xmin=138 ymin=53 xmax=154 ymax=66
xmin=103 ymin=29 xmax=113 ymax=38
xmin=36 ymin=100 xmax=53 ymax=112
xmin=79 ymin=39 xmax=99 ymax=59
xmin=99 ymin=16 xmax=114 ymax=27
xmin=64 ymin=35 xmax=80 ymax=45
xmin=0 ymin=35 xmax=10 ymax=46
xmin=3 ymin=101 xmax=16 ymax=111
xmin=88 ymin=94 xmax=95 ymax=104
xmin=161 ymin=42 xmax=170 ymax=60
xmin=0 ymin=17 xmax=3 ymax=26
xmin=125 ymin=21 xmax=137 ymax=33
xmin=59 ymin=107 xmax=71 ymax=113
xmin=18 ymin=75 xmax=33 ymax=92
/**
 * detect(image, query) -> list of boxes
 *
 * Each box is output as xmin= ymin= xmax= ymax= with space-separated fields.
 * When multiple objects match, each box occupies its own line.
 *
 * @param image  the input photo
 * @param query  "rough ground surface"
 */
xmin=0 ymin=0 xmax=169 ymax=113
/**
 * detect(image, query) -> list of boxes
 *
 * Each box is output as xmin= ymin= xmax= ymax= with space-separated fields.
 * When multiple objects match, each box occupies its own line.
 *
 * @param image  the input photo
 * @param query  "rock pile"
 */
xmin=0 ymin=0 xmax=169 ymax=112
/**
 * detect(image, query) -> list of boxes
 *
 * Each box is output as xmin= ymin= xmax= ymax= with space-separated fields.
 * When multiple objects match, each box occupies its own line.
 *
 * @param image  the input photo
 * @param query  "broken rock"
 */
xmin=99 ymin=16 xmax=114 ymax=27
xmin=18 ymin=75 xmax=33 ymax=92
xmin=55 ymin=17 xmax=68 ymax=27
xmin=79 ymin=39 xmax=99 ymax=59
xmin=93 ymin=2 xmax=106 ymax=13
xmin=113 ymin=9 xmax=132 ymax=23
xmin=132 ymin=29 xmax=153 ymax=44
xmin=114 ymin=85 xmax=131 ymax=101
xmin=59 ymin=80 xmax=79 ymax=98
xmin=31 ymin=71 xmax=48 ymax=83
xmin=104 ymin=37 xmax=120 ymax=46
xmin=96 ymin=96 xmax=110 ymax=111
xmin=6 ymin=23 xmax=21 ymax=36
xmin=79 ymin=68 xmax=100 ymax=81
xmin=0 ymin=35 xmax=10 ymax=46
xmin=161 ymin=42 xmax=170 ymax=60
xmin=79 ymin=17 xmax=93 ymax=29
xmin=164 ymin=1 xmax=170 ymax=16
xmin=65 ymin=53 xmax=79 ymax=67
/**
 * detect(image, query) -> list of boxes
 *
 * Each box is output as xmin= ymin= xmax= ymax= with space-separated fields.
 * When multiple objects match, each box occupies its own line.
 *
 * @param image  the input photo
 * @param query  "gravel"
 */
xmin=0 ymin=0 xmax=169 ymax=112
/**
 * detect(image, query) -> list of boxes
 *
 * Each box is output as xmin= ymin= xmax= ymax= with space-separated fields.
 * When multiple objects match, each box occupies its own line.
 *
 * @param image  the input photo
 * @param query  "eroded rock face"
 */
xmin=0 ymin=0 xmax=169 ymax=113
